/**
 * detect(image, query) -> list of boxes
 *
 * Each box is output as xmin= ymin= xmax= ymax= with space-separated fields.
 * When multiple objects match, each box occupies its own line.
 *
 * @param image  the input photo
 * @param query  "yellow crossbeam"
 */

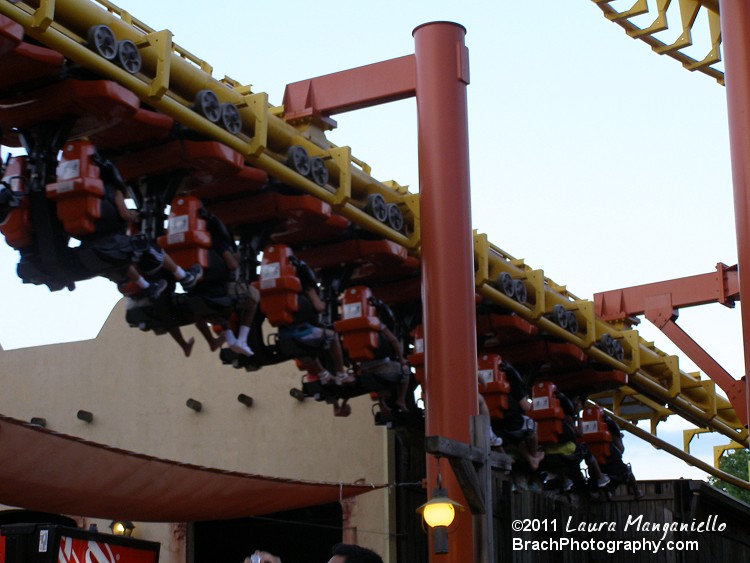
xmin=592 ymin=0 xmax=725 ymax=85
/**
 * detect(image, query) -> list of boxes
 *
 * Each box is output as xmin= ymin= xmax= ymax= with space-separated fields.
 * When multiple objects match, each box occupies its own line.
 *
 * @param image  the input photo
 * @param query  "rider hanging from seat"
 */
xmin=598 ymin=407 xmax=642 ymax=498
xmin=49 ymin=140 xmax=200 ymax=298
xmin=363 ymin=295 xmax=411 ymax=410
xmin=198 ymin=202 xmax=259 ymax=357
xmin=336 ymin=288 xmax=411 ymax=411
xmin=476 ymin=354 xmax=510 ymax=449
xmin=494 ymin=363 xmax=545 ymax=471
xmin=540 ymin=392 xmax=610 ymax=492
xmin=258 ymin=244 xmax=349 ymax=385
xmin=154 ymin=189 xmax=261 ymax=357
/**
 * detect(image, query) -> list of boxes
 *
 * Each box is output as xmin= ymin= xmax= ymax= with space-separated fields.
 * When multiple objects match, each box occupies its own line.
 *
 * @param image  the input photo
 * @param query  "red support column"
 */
xmin=721 ymin=0 xmax=750 ymax=409
xmin=414 ymin=22 xmax=479 ymax=560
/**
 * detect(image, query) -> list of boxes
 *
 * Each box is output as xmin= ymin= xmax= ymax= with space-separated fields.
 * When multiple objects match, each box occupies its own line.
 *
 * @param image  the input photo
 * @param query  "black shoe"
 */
xmin=146 ymin=279 xmax=168 ymax=301
xmin=180 ymin=264 xmax=203 ymax=290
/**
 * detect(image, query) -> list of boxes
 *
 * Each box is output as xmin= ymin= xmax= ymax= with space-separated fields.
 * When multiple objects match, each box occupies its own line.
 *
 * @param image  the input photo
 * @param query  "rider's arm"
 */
xmin=114 ymin=188 xmax=139 ymax=224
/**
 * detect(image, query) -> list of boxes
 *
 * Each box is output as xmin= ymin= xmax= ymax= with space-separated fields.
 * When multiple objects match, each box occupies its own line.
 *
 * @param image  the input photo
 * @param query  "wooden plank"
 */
xmin=446 ymin=456 xmax=485 ymax=515
xmin=424 ymin=435 xmax=513 ymax=470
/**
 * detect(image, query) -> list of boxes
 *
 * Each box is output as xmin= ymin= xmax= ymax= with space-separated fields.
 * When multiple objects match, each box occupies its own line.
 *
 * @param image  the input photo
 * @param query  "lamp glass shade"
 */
xmin=423 ymin=500 xmax=456 ymax=527
xmin=110 ymin=520 xmax=134 ymax=536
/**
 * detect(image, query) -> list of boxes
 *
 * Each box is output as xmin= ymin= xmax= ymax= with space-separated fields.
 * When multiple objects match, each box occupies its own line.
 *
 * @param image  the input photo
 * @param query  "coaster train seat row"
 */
xmin=0 ymin=128 xmax=424 ymax=421
xmin=472 ymin=355 xmax=641 ymax=498
xmin=0 ymin=14 xmax=423 ymax=419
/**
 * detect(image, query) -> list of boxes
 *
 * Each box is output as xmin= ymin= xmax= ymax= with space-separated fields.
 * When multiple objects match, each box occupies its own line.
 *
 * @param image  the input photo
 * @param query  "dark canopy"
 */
xmin=0 ymin=415 xmax=378 ymax=522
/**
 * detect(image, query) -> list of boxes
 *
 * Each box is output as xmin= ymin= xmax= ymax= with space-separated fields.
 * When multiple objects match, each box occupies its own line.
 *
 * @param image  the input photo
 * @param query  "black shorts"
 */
xmin=136 ymin=244 xmax=165 ymax=275
xmin=83 ymin=233 xmax=136 ymax=267
xmin=498 ymin=415 xmax=535 ymax=442
xmin=601 ymin=457 xmax=630 ymax=480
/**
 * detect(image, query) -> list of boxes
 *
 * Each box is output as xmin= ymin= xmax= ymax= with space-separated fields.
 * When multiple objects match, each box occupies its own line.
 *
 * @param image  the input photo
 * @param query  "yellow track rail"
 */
xmin=592 ymin=0 xmax=723 ymax=84
xmin=609 ymin=411 xmax=750 ymax=491
xmin=474 ymin=234 xmax=747 ymax=446
xmin=0 ymin=0 xmax=420 ymax=249
xmin=0 ymin=0 xmax=746 ymax=472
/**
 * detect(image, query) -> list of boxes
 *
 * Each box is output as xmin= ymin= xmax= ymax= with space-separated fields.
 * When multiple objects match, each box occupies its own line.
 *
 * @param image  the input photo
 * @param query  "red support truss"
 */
xmin=594 ymin=264 xmax=748 ymax=427
xmin=282 ymin=55 xmax=416 ymax=128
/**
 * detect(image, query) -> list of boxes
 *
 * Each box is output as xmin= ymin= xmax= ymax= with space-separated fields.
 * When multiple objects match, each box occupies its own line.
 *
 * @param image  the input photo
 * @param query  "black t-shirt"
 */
xmin=295 ymin=258 xmax=317 ymax=290
xmin=90 ymin=180 xmax=127 ymax=236
xmin=502 ymin=363 xmax=527 ymax=422
xmin=291 ymin=258 xmax=319 ymax=325
xmin=201 ymin=207 xmax=237 ymax=255
xmin=556 ymin=391 xmax=576 ymax=417
xmin=603 ymin=415 xmax=620 ymax=436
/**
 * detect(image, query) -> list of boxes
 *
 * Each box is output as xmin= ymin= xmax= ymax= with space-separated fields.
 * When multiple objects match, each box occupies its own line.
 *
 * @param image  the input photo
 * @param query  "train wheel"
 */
xmin=194 ymin=89 xmax=221 ymax=122
xmin=497 ymin=272 xmax=515 ymax=298
xmin=565 ymin=311 xmax=578 ymax=334
xmin=365 ymin=193 xmax=388 ymax=222
xmin=386 ymin=203 xmax=404 ymax=232
xmin=286 ymin=145 xmax=311 ymax=176
xmin=551 ymin=304 xmax=568 ymax=329
xmin=88 ymin=24 xmax=117 ymax=60
xmin=598 ymin=334 xmax=616 ymax=357
xmin=220 ymin=102 xmax=242 ymax=134
xmin=117 ymin=39 xmax=142 ymax=74
xmin=308 ymin=156 xmax=329 ymax=186
xmin=513 ymin=279 xmax=527 ymax=304
xmin=612 ymin=339 xmax=625 ymax=361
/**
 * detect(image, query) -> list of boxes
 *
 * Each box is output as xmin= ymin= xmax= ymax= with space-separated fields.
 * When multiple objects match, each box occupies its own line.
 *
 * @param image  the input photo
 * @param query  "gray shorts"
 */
xmin=362 ymin=359 xmax=408 ymax=383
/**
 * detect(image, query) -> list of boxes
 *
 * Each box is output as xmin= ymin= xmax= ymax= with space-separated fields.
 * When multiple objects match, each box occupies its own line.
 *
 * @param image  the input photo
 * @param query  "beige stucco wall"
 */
xmin=0 ymin=300 xmax=394 ymax=561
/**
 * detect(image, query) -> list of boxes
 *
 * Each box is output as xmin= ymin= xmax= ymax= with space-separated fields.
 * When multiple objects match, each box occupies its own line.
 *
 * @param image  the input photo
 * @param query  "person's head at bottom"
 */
xmin=246 ymin=543 xmax=382 ymax=563
xmin=328 ymin=543 xmax=383 ymax=563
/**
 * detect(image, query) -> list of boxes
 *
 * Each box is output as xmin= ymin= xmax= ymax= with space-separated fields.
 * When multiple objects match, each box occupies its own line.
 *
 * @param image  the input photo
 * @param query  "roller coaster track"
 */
xmin=0 ymin=0 xmax=746 ymax=489
xmin=592 ymin=0 xmax=724 ymax=84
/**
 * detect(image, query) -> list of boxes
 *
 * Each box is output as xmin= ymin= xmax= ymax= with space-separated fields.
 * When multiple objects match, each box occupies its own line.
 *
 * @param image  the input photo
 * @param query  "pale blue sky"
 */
xmin=0 ymin=1 xmax=742 ymax=480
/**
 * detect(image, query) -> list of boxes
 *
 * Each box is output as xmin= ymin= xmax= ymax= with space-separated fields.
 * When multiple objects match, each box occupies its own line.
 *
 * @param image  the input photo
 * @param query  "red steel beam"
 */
xmin=282 ymin=55 xmax=416 ymax=126
xmin=414 ymin=22 xmax=478 ymax=562
xmin=593 ymin=263 xmax=739 ymax=321
xmin=720 ymin=0 xmax=750 ymax=429
xmin=653 ymin=316 xmax=747 ymax=426
xmin=594 ymin=265 xmax=747 ymax=426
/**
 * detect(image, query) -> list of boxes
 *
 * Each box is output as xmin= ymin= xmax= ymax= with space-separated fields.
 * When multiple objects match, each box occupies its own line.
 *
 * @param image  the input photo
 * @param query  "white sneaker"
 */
xmin=597 ymin=475 xmax=611 ymax=488
xmin=318 ymin=370 xmax=334 ymax=385
xmin=490 ymin=434 xmax=503 ymax=448
xmin=230 ymin=340 xmax=254 ymax=357
xmin=223 ymin=330 xmax=237 ymax=347
xmin=335 ymin=372 xmax=356 ymax=385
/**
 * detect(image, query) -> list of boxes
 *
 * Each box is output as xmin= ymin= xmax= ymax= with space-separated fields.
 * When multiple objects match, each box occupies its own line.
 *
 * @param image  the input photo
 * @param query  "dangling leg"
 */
xmin=127 ymin=265 xmax=167 ymax=300
xmin=229 ymin=286 xmax=259 ymax=357
xmin=195 ymin=321 xmax=224 ymax=351
xmin=161 ymin=253 xmax=201 ymax=290
xmin=168 ymin=327 xmax=195 ymax=357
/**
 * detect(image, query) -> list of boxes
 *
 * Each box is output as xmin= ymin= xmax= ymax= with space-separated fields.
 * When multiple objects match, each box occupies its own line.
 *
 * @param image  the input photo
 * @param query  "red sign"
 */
xmin=56 ymin=536 xmax=157 ymax=563
xmin=0 ymin=534 xmax=5 ymax=563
